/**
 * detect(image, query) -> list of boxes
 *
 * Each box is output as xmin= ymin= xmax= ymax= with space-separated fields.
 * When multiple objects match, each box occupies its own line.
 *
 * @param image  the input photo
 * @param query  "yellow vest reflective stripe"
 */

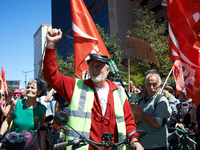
xmin=66 ymin=79 xmax=126 ymax=150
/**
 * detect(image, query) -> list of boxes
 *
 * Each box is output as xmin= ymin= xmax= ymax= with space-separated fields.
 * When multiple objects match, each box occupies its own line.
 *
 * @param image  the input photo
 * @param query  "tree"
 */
xmin=127 ymin=8 xmax=173 ymax=87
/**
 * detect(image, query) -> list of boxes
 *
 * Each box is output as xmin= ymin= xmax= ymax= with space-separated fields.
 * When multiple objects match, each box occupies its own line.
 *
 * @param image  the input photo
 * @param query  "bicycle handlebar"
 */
xmin=54 ymin=137 xmax=135 ymax=150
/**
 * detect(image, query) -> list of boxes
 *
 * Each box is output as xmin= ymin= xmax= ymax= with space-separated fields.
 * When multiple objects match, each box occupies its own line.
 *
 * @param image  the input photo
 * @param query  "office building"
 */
xmin=33 ymin=24 xmax=52 ymax=78
xmin=7 ymin=80 xmax=20 ymax=90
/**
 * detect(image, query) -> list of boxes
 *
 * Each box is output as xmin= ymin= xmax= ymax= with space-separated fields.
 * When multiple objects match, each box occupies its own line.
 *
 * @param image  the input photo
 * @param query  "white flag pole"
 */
xmin=161 ymin=68 xmax=173 ymax=93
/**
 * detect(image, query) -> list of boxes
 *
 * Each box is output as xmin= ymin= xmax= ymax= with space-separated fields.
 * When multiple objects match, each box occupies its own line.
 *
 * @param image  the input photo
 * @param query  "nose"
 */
xmin=150 ymin=84 xmax=154 ymax=89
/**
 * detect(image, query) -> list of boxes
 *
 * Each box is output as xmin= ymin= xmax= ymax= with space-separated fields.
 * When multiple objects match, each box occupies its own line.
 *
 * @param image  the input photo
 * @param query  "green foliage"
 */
xmin=55 ymin=50 xmax=76 ymax=78
xmin=96 ymin=24 xmax=126 ymax=81
xmin=7 ymin=84 xmax=14 ymax=92
xmin=127 ymin=8 xmax=173 ymax=86
xmin=130 ymin=74 xmax=145 ymax=88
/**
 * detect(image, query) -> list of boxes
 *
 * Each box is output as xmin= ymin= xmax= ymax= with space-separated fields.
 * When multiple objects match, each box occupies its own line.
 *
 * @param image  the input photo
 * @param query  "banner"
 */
xmin=126 ymin=36 xmax=159 ymax=66
xmin=70 ymin=0 xmax=110 ymax=79
xmin=167 ymin=0 xmax=200 ymax=105
xmin=1 ymin=66 xmax=9 ymax=94
xmin=172 ymin=60 xmax=185 ymax=96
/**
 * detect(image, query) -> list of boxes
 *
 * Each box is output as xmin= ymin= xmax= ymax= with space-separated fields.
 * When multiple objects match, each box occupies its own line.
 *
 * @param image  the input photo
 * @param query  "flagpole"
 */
xmin=109 ymin=59 xmax=130 ymax=98
xmin=161 ymin=68 xmax=173 ymax=92
xmin=128 ymin=55 xmax=130 ymax=93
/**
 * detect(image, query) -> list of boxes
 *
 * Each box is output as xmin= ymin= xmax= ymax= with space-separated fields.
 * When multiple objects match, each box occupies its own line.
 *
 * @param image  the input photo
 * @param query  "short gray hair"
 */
xmin=145 ymin=73 xmax=162 ymax=86
xmin=28 ymin=78 xmax=47 ymax=97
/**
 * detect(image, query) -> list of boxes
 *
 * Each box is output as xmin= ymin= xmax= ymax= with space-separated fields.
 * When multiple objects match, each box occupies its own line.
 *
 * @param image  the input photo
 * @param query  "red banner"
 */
xmin=172 ymin=60 xmax=185 ymax=97
xmin=1 ymin=66 xmax=9 ymax=94
xmin=167 ymin=0 xmax=200 ymax=105
xmin=70 ymin=0 xmax=110 ymax=79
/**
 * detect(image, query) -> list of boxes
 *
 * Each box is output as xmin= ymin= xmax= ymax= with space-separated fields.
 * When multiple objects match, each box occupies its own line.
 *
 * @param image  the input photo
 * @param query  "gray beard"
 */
xmin=91 ymin=72 xmax=107 ymax=82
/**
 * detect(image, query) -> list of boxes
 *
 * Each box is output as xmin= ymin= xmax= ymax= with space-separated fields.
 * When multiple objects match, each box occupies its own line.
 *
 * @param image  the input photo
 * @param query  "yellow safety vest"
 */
xmin=66 ymin=79 xmax=127 ymax=150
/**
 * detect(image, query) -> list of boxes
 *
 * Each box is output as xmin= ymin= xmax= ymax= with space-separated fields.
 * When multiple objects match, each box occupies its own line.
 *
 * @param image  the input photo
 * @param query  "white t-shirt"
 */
xmin=95 ymin=86 xmax=109 ymax=116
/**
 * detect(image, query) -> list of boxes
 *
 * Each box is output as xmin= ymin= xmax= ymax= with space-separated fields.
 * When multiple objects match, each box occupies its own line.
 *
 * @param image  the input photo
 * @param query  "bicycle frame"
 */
xmin=176 ymin=128 xmax=197 ymax=150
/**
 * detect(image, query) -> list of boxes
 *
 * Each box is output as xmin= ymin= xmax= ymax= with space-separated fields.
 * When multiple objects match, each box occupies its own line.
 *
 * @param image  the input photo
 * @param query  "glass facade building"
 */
xmin=51 ymin=0 xmax=110 ymax=60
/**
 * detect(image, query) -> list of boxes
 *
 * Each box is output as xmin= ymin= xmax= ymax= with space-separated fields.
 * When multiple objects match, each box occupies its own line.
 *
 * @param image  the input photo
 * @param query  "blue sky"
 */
xmin=0 ymin=0 xmax=51 ymax=89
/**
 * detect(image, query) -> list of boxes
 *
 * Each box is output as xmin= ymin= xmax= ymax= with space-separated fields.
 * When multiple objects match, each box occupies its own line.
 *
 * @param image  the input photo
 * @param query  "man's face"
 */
xmin=89 ymin=60 xmax=110 ymax=82
xmin=146 ymin=75 xmax=160 ymax=98
xmin=20 ymin=89 xmax=26 ymax=96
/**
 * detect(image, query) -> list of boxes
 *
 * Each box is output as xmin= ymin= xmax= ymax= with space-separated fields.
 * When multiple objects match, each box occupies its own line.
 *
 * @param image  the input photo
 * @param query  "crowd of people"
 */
xmin=0 ymin=28 xmax=199 ymax=150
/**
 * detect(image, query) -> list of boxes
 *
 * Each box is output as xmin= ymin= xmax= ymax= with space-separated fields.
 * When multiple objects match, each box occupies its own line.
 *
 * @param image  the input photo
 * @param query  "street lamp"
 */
xmin=22 ymin=70 xmax=35 ymax=90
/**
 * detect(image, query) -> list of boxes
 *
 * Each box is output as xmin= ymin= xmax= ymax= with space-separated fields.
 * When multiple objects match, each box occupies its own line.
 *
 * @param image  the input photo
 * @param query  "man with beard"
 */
xmin=130 ymin=72 xmax=172 ymax=150
xmin=43 ymin=28 xmax=143 ymax=150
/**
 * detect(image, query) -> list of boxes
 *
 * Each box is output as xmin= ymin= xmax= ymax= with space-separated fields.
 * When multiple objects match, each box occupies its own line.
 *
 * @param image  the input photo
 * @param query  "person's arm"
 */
xmin=130 ymin=101 xmax=160 ymax=127
xmin=0 ymin=77 xmax=4 ymax=99
xmin=39 ymin=112 xmax=47 ymax=150
xmin=0 ymin=104 xmax=11 ymax=117
xmin=43 ymin=28 xmax=75 ymax=103
xmin=123 ymin=100 xmax=144 ymax=150
xmin=45 ymin=88 xmax=55 ymax=102
xmin=0 ymin=100 xmax=17 ymax=135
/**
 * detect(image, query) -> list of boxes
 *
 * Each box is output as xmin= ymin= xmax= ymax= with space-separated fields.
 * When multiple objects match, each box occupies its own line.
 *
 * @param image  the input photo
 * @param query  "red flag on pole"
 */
xmin=167 ymin=0 xmax=200 ymax=105
xmin=1 ymin=66 xmax=9 ymax=94
xmin=70 ymin=0 xmax=110 ymax=79
xmin=172 ymin=60 xmax=185 ymax=97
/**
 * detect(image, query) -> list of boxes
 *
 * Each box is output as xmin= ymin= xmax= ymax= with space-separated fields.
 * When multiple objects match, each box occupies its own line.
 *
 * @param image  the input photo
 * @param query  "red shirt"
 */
xmin=43 ymin=48 xmax=138 ymax=149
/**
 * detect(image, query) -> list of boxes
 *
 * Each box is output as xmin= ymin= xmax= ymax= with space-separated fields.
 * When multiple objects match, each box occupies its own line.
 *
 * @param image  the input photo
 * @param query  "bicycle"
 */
xmin=168 ymin=127 xmax=197 ymax=150
xmin=53 ymin=111 xmax=147 ymax=150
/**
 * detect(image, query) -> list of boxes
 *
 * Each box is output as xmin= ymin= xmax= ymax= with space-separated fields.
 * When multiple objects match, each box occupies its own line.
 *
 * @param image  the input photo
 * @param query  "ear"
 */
xmin=106 ymin=66 xmax=110 ymax=75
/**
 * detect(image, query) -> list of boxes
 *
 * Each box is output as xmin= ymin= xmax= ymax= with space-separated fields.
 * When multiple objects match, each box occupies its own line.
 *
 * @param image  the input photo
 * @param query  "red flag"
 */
xmin=172 ymin=60 xmax=185 ymax=96
xmin=70 ymin=0 xmax=110 ymax=79
xmin=1 ymin=66 xmax=9 ymax=94
xmin=167 ymin=0 xmax=200 ymax=105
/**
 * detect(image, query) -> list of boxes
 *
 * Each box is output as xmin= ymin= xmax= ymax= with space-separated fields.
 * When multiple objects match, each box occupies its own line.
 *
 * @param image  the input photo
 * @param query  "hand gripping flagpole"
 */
xmin=108 ymin=59 xmax=130 ymax=99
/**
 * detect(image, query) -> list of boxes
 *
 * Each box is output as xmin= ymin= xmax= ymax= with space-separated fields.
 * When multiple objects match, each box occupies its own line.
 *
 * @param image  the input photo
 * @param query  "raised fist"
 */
xmin=46 ymin=28 xmax=63 ymax=48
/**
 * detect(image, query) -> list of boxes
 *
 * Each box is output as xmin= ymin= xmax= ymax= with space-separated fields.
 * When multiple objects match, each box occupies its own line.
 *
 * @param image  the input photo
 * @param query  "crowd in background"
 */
xmin=0 ymin=68 xmax=200 ymax=150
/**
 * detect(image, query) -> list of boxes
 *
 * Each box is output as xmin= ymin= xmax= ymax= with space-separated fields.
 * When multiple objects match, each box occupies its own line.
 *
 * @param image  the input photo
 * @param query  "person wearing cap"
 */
xmin=43 ymin=28 xmax=144 ymax=150
xmin=0 ymin=78 xmax=48 ymax=150
xmin=12 ymin=89 xmax=22 ymax=101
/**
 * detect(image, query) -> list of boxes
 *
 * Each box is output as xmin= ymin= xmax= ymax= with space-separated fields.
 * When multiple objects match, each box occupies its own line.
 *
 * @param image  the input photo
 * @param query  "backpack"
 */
xmin=176 ymin=99 xmax=193 ymax=127
xmin=138 ymin=92 xmax=177 ymax=132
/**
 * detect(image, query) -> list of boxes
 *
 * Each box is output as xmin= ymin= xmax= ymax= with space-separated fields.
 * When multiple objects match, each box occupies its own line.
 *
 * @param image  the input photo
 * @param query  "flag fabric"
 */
xmin=1 ymin=66 xmax=9 ymax=94
xmin=172 ymin=60 xmax=185 ymax=97
xmin=70 ymin=0 xmax=110 ymax=79
xmin=167 ymin=0 xmax=200 ymax=105
xmin=126 ymin=36 xmax=159 ymax=66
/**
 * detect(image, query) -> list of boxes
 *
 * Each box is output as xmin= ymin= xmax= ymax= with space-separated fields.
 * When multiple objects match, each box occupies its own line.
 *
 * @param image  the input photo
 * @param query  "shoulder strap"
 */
xmin=138 ymin=97 xmax=142 ymax=105
xmin=154 ymin=94 xmax=163 ymax=109
xmin=165 ymin=90 xmax=168 ymax=98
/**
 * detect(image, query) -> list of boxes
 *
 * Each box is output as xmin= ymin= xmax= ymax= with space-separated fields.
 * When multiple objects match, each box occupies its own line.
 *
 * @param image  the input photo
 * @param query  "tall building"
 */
xmin=33 ymin=24 xmax=52 ymax=78
xmin=51 ymin=0 xmax=166 ymax=59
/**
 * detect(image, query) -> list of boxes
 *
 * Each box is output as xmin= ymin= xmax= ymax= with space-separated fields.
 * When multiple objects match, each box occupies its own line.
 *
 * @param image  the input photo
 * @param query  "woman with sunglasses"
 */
xmin=0 ymin=91 xmax=12 ymax=128
xmin=0 ymin=78 xmax=48 ymax=150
